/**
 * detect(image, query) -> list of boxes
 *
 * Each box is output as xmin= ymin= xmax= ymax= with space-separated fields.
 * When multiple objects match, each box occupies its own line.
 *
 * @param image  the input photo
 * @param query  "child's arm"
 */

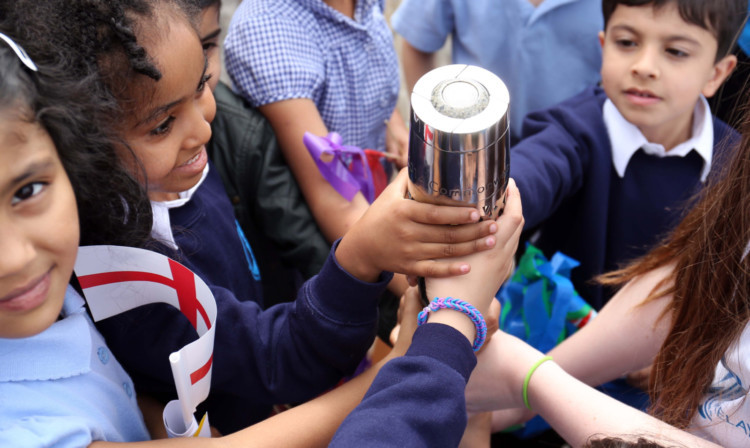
xmin=90 ymin=289 xmax=424 ymax=448
xmin=549 ymin=264 xmax=674 ymax=386
xmin=474 ymin=331 xmax=720 ymax=448
xmin=328 ymin=180 xmax=524 ymax=447
xmin=510 ymin=88 xmax=609 ymax=230
xmin=259 ymin=98 xmax=371 ymax=243
xmin=465 ymin=265 xmax=676 ymax=434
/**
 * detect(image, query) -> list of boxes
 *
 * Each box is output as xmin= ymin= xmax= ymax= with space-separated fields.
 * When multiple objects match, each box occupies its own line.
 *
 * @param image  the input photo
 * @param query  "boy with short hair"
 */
xmin=513 ymin=0 xmax=745 ymax=310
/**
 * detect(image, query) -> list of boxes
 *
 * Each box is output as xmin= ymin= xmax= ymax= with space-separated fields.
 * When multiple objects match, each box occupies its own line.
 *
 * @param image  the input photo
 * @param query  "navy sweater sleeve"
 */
xmin=96 ymin=241 xmax=392 ymax=434
xmin=330 ymin=324 xmax=477 ymax=447
xmin=511 ymin=86 xmax=610 ymax=230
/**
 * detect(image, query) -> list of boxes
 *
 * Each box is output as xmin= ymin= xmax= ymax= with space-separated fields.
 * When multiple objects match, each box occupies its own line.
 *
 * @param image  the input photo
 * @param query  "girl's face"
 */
xmin=0 ymin=115 xmax=80 ymax=338
xmin=121 ymin=17 xmax=216 ymax=202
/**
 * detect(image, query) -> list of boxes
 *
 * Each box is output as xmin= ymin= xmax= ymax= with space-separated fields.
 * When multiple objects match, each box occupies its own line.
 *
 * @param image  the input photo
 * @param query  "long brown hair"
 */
xmin=599 ymin=101 xmax=750 ymax=427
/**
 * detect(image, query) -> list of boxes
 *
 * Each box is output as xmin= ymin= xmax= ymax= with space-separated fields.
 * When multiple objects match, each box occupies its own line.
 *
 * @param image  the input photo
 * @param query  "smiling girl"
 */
xmin=0 ymin=31 xmax=153 ymax=446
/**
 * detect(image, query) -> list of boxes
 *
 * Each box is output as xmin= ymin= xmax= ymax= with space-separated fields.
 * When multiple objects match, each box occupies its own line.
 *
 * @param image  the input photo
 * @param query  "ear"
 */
xmin=702 ymin=54 xmax=737 ymax=98
xmin=599 ymin=30 xmax=606 ymax=49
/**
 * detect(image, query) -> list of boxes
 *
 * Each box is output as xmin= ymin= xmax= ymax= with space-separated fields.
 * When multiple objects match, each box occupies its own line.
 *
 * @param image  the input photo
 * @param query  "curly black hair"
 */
xmin=0 ymin=0 xmax=203 ymax=247
xmin=0 ymin=31 xmax=153 ymax=248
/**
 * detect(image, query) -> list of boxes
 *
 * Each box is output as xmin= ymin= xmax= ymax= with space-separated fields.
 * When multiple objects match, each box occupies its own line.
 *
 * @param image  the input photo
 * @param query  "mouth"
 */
xmin=180 ymin=146 xmax=205 ymax=167
xmin=0 ymin=269 xmax=52 ymax=312
xmin=623 ymin=88 xmax=660 ymax=106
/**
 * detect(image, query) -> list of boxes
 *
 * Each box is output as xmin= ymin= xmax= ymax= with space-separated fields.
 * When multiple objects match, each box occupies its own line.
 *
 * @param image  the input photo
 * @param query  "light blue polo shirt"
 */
xmin=392 ymin=0 xmax=603 ymax=139
xmin=0 ymin=286 xmax=149 ymax=447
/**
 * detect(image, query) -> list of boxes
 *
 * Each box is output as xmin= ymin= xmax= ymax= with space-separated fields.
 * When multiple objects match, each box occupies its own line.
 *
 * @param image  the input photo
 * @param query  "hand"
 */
xmin=465 ymin=330 xmax=543 ymax=413
xmin=336 ymin=169 xmax=499 ymax=282
xmin=426 ymin=179 xmax=523 ymax=314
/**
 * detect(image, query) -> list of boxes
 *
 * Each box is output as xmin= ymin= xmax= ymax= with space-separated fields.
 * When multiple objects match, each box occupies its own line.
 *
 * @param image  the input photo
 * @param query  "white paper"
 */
xmin=75 ymin=245 xmax=217 ymax=436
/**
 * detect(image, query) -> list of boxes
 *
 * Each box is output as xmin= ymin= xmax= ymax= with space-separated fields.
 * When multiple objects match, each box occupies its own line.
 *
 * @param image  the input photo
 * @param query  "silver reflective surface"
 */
xmin=407 ymin=64 xmax=510 ymax=219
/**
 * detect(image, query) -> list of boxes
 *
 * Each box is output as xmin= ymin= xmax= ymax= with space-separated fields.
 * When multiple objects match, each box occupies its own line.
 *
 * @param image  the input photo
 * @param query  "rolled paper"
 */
xmin=303 ymin=132 xmax=375 ymax=203
xmin=163 ymin=400 xmax=211 ymax=438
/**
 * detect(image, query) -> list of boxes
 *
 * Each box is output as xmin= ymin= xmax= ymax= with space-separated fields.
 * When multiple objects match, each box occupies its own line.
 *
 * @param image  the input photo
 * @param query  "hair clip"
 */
xmin=0 ymin=31 xmax=38 ymax=72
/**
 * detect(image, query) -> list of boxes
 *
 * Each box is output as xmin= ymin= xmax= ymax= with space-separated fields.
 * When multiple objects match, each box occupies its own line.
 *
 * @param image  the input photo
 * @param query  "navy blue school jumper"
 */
xmin=95 ymin=165 xmax=392 ymax=435
xmin=512 ymin=86 xmax=738 ymax=310
xmin=331 ymin=323 xmax=477 ymax=447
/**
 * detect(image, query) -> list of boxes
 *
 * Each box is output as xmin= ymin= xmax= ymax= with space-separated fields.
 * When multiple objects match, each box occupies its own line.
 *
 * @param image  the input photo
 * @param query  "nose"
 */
xmin=631 ymin=47 xmax=660 ymax=80
xmin=0 ymin=220 xmax=36 ymax=279
xmin=184 ymin=87 xmax=217 ymax=149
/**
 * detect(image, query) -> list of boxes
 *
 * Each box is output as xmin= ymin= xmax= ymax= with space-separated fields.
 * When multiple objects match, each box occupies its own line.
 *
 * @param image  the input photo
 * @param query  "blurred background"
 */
xmin=218 ymin=0 xmax=450 ymax=122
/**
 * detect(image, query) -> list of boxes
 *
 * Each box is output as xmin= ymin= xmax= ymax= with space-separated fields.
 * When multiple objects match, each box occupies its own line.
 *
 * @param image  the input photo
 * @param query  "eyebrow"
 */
xmin=201 ymin=28 xmax=221 ymax=43
xmin=3 ymin=159 xmax=55 ymax=196
xmin=135 ymin=56 xmax=210 ymax=129
xmin=609 ymin=24 xmax=701 ymax=47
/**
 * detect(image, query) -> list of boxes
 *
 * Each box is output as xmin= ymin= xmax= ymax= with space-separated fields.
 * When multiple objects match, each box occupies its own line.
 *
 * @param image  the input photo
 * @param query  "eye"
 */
xmin=150 ymin=116 xmax=176 ymax=136
xmin=11 ymin=182 xmax=46 ymax=205
xmin=202 ymin=41 xmax=218 ymax=53
xmin=666 ymin=48 xmax=689 ymax=58
xmin=197 ymin=74 xmax=212 ymax=93
xmin=615 ymin=39 xmax=637 ymax=49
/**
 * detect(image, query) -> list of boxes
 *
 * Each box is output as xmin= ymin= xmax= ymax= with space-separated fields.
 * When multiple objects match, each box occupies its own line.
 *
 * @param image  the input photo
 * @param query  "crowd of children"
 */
xmin=1 ymin=0 xmax=750 ymax=447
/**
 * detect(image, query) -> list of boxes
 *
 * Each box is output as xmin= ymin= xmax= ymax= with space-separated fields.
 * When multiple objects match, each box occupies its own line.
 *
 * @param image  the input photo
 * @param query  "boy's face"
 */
xmin=0 ymin=116 xmax=80 ymax=338
xmin=120 ymin=17 xmax=217 ymax=201
xmin=199 ymin=3 xmax=221 ymax=92
xmin=599 ymin=3 xmax=736 ymax=146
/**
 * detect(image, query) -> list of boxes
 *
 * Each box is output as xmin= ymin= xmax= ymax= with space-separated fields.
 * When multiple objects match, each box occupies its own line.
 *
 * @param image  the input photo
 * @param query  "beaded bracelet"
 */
xmin=522 ymin=356 xmax=554 ymax=410
xmin=417 ymin=297 xmax=488 ymax=352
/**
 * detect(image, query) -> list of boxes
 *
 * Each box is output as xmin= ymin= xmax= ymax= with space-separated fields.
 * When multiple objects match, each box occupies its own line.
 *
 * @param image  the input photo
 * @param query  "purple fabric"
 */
xmin=303 ymin=132 xmax=375 ymax=203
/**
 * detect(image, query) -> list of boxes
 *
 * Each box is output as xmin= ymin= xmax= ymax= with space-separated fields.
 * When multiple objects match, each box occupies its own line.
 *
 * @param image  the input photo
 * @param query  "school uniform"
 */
xmin=96 ymin=164 xmax=392 ymax=435
xmin=0 ymin=286 xmax=148 ymax=447
xmin=331 ymin=323 xmax=477 ymax=446
xmin=512 ymin=86 xmax=738 ymax=310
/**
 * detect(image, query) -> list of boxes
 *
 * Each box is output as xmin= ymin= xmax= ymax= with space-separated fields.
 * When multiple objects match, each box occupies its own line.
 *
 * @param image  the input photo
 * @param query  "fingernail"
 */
xmin=489 ymin=223 xmax=498 ymax=233
xmin=486 ymin=236 xmax=496 ymax=247
xmin=470 ymin=211 xmax=480 ymax=221
xmin=460 ymin=264 xmax=470 ymax=273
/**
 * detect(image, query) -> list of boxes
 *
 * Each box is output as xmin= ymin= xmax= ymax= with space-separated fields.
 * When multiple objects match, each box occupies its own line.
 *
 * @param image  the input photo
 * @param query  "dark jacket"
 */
xmin=207 ymin=82 xmax=330 ymax=302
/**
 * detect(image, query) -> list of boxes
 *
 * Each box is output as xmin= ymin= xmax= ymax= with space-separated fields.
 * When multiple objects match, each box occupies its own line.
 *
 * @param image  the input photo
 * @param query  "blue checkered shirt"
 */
xmin=225 ymin=0 xmax=400 ymax=151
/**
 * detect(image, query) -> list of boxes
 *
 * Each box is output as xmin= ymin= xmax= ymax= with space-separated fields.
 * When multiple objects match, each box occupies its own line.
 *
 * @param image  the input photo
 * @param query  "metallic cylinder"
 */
xmin=407 ymin=64 xmax=510 ymax=219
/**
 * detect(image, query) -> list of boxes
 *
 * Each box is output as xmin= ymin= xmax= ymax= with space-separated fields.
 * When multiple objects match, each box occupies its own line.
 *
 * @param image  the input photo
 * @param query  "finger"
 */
xmin=499 ymin=178 xmax=523 ymax=222
xmin=406 ymin=275 xmax=419 ymax=287
xmin=407 ymin=259 xmax=473 ymax=278
xmin=410 ymin=219 xmax=498 ymax=245
xmin=383 ymin=168 xmax=409 ymax=198
xmin=404 ymin=199 xmax=483 ymax=225
xmin=416 ymin=236 xmax=498 ymax=262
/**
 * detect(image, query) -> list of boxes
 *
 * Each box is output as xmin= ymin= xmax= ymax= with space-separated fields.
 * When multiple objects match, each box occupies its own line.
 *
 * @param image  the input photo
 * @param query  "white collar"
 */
xmin=150 ymin=165 xmax=209 ymax=249
xmin=604 ymin=96 xmax=714 ymax=182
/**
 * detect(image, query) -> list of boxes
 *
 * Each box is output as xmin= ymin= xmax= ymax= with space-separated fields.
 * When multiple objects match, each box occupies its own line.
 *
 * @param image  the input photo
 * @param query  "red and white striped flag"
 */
xmin=75 ymin=245 xmax=217 ymax=437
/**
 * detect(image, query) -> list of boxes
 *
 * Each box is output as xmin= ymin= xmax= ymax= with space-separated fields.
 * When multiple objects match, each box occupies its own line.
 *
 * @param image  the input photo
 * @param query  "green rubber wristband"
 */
xmin=523 ymin=356 xmax=554 ymax=410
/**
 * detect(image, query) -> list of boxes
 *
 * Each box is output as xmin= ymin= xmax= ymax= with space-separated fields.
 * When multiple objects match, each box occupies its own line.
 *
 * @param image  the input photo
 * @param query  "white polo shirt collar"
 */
xmin=604 ymin=96 xmax=713 ymax=182
xmin=150 ymin=164 xmax=209 ymax=249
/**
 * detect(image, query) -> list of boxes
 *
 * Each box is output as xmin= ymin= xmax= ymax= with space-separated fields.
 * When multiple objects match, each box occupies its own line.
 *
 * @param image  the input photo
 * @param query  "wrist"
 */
xmin=522 ymin=356 xmax=556 ymax=411
xmin=424 ymin=309 xmax=476 ymax=345
xmin=335 ymin=233 xmax=381 ymax=283
xmin=418 ymin=297 xmax=488 ymax=351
